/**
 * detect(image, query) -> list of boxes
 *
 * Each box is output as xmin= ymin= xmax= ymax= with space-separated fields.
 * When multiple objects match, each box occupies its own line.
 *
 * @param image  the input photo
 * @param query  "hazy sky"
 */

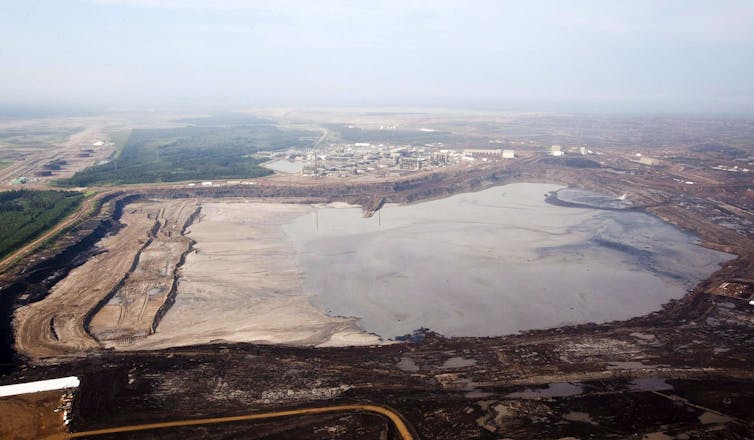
xmin=2 ymin=0 xmax=754 ymax=113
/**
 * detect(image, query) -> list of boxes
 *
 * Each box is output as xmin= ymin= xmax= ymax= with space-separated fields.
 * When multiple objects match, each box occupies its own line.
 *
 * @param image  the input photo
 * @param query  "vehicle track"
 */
xmin=48 ymin=404 xmax=415 ymax=440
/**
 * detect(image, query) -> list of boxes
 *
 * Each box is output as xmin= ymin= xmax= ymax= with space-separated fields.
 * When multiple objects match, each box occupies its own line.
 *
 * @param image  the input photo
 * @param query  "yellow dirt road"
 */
xmin=48 ymin=404 xmax=415 ymax=439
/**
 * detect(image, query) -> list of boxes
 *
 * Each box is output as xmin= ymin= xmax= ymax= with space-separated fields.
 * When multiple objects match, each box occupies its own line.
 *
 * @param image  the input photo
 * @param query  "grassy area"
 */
xmin=0 ymin=161 xmax=11 ymax=170
xmin=58 ymin=118 xmax=315 ymax=186
xmin=0 ymin=190 xmax=84 ymax=259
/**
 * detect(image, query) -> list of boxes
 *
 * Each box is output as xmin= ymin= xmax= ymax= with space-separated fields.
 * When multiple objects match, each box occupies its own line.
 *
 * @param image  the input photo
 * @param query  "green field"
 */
xmin=58 ymin=118 xmax=315 ymax=186
xmin=0 ymin=190 xmax=84 ymax=259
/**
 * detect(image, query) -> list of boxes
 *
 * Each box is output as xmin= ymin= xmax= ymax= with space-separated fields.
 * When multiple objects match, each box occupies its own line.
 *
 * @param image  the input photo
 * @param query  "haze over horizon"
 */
xmin=2 ymin=0 xmax=754 ymax=114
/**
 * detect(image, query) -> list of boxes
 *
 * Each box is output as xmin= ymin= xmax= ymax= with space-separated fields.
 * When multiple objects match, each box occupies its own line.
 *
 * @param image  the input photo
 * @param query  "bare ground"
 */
xmin=13 ymin=200 xmax=198 ymax=360
xmin=123 ymin=201 xmax=380 ymax=350
xmin=13 ymin=199 xmax=379 ymax=362
xmin=0 ymin=390 xmax=69 ymax=440
xmin=89 ymin=200 xmax=200 ymax=347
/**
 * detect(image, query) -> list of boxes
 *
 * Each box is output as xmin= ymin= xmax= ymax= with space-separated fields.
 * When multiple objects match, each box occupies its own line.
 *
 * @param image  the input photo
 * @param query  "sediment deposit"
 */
xmin=14 ymin=200 xmax=199 ymax=360
xmin=127 ymin=201 xmax=380 ymax=350
xmin=88 ymin=201 xmax=200 ymax=347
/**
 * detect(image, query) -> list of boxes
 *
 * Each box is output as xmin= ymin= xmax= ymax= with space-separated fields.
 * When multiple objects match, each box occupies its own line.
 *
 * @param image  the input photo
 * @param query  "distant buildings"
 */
xmin=399 ymin=157 xmax=422 ymax=170
xmin=463 ymin=149 xmax=502 ymax=159
xmin=254 ymin=139 xmax=519 ymax=180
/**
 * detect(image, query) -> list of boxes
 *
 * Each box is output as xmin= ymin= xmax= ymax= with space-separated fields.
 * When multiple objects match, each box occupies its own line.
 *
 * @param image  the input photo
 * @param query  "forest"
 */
xmin=58 ymin=120 xmax=316 ymax=186
xmin=0 ymin=190 xmax=83 ymax=259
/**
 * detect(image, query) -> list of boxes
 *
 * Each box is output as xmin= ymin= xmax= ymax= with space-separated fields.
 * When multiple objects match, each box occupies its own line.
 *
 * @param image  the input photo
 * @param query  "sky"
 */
xmin=1 ymin=0 xmax=753 ymax=114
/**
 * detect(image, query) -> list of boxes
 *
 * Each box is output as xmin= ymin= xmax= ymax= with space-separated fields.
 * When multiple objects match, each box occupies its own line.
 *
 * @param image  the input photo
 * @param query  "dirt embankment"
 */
xmin=136 ymin=161 xmax=522 ymax=207
xmin=13 ymin=203 xmax=159 ymax=359
xmin=144 ymin=202 xmax=381 ymax=350
xmin=0 ymin=192 xmax=138 ymax=371
xmin=13 ymin=200 xmax=201 ymax=360
xmin=88 ymin=201 xmax=201 ymax=347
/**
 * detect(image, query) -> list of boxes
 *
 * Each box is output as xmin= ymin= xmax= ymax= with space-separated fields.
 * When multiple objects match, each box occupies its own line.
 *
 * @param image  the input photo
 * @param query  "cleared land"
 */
xmin=127 ymin=201 xmax=378 ymax=350
xmin=0 ymin=390 xmax=70 ymax=440
xmin=14 ymin=199 xmax=376 ymax=360
xmin=0 ymin=125 xmax=114 ymax=186
xmin=14 ymin=200 xmax=199 ymax=360
xmin=89 ymin=201 xmax=200 ymax=347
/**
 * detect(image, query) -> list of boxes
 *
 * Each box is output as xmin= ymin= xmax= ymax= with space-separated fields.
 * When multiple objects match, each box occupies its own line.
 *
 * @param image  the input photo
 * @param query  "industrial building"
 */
xmin=463 ymin=149 xmax=502 ymax=159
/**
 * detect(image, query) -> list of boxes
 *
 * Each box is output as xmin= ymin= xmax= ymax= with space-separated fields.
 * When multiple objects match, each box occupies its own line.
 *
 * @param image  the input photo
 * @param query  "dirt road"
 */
xmin=48 ymin=404 xmax=414 ymax=440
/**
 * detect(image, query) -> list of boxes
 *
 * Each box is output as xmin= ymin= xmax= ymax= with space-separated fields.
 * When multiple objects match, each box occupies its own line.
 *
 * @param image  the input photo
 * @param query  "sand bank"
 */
xmin=127 ymin=202 xmax=380 ymax=349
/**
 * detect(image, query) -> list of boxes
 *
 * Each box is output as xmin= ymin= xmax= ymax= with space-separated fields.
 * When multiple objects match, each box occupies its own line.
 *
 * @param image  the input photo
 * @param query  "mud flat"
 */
xmin=127 ymin=202 xmax=380 ymax=350
xmin=283 ymin=183 xmax=734 ymax=339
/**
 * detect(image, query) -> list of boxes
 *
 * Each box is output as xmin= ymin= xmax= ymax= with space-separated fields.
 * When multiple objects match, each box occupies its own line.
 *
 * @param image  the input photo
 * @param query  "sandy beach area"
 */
xmin=128 ymin=201 xmax=380 ymax=349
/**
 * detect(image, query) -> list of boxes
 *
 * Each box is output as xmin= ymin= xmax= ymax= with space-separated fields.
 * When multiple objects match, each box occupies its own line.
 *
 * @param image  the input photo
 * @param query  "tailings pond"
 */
xmin=262 ymin=159 xmax=306 ymax=174
xmin=283 ymin=183 xmax=732 ymax=339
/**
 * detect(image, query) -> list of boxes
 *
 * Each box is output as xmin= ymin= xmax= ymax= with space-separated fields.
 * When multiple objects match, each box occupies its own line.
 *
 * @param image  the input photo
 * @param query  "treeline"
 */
xmin=171 ymin=112 xmax=268 ymax=126
xmin=58 ymin=123 xmax=315 ymax=187
xmin=542 ymin=157 xmax=602 ymax=169
xmin=0 ymin=190 xmax=83 ymax=259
